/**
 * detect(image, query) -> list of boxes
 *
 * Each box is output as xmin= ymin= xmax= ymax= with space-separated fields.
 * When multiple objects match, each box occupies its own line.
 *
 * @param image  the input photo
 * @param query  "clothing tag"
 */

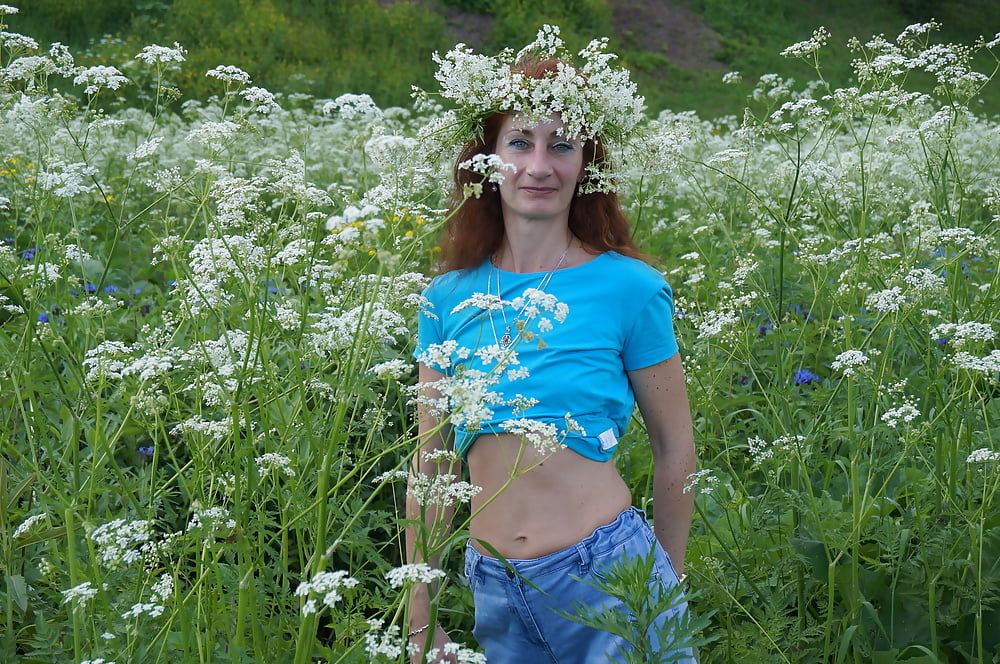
xmin=598 ymin=428 xmax=618 ymax=451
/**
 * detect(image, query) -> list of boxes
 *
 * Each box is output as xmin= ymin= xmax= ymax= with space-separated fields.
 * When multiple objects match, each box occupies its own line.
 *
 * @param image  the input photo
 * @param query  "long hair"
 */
xmin=437 ymin=58 xmax=647 ymax=273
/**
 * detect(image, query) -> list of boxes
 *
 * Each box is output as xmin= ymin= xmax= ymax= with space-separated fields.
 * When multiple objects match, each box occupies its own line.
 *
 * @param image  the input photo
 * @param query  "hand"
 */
xmin=408 ymin=624 xmax=458 ymax=664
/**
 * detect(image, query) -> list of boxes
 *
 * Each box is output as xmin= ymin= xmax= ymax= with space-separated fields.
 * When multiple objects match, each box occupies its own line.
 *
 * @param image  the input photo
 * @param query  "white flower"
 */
xmin=930 ymin=321 xmax=995 ymax=348
xmin=239 ymin=86 xmax=280 ymax=114
xmin=73 ymin=65 xmax=128 ymax=94
xmin=256 ymin=453 xmax=296 ymax=477
xmin=127 ymin=137 xmax=164 ymax=162
xmin=385 ymin=563 xmax=446 ymax=588
xmin=369 ymin=359 xmax=413 ymax=380
xmin=501 ymin=418 xmax=563 ymax=456
xmin=952 ymin=350 xmax=1000 ymax=374
xmin=967 ymin=448 xmax=1000 ymax=463
xmin=683 ymin=469 xmax=719 ymax=495
xmin=206 ymin=65 xmax=251 ymax=85
xmin=0 ymin=5 xmax=20 ymax=15
xmin=722 ymin=71 xmax=742 ymax=84
xmin=865 ymin=286 xmax=907 ymax=314
xmin=62 ymin=582 xmax=98 ymax=609
xmin=832 ymin=350 xmax=870 ymax=376
xmin=187 ymin=506 xmax=235 ymax=533
xmin=458 ymin=153 xmax=516 ymax=184
xmin=747 ymin=434 xmax=806 ymax=465
xmin=324 ymin=93 xmax=383 ymax=122
xmin=364 ymin=621 xmax=418 ymax=659
xmin=13 ymin=513 xmax=47 ymax=539
xmin=89 ymin=519 xmax=153 ymax=569
xmin=903 ymin=267 xmax=945 ymax=293
xmin=781 ymin=27 xmax=831 ymax=58
xmin=881 ymin=403 xmax=920 ymax=428
xmin=135 ymin=43 xmax=186 ymax=65
xmin=295 ymin=570 xmax=359 ymax=615
xmin=122 ymin=602 xmax=165 ymax=619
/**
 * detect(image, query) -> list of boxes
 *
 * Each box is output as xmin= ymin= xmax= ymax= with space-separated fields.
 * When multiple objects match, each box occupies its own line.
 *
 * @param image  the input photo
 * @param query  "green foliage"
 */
xmin=556 ymin=548 xmax=716 ymax=662
xmin=489 ymin=0 xmax=612 ymax=51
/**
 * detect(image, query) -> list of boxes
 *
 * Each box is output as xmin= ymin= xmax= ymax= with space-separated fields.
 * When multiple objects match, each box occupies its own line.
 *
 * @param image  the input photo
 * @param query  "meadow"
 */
xmin=1 ymin=5 xmax=999 ymax=663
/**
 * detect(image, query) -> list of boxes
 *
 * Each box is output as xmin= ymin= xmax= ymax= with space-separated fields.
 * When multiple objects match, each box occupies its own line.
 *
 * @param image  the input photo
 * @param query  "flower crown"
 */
xmin=415 ymin=25 xmax=647 ymax=193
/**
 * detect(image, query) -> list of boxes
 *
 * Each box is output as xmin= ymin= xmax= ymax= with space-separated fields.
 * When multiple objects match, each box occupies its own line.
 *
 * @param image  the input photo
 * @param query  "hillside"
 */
xmin=9 ymin=0 xmax=1000 ymax=116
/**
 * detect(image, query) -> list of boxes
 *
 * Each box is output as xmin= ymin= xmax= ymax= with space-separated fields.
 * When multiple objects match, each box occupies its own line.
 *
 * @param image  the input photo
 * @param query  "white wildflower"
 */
xmin=967 ymin=448 xmax=1000 ymax=463
xmin=832 ymin=350 xmax=870 ymax=376
xmin=295 ymin=570 xmax=359 ymax=616
xmin=206 ymin=65 xmax=251 ymax=85
xmin=62 ymin=582 xmax=98 ymax=609
xmin=13 ymin=513 xmax=47 ymax=539
xmin=865 ymin=286 xmax=907 ymax=314
xmin=89 ymin=519 xmax=153 ymax=569
xmin=683 ymin=469 xmax=719 ymax=495
xmin=385 ymin=563 xmax=446 ymax=589
xmin=501 ymin=418 xmax=563 ymax=456
xmin=187 ymin=506 xmax=235 ymax=533
xmin=369 ymin=359 xmax=413 ymax=380
xmin=127 ymin=136 xmax=164 ymax=162
xmin=256 ymin=453 xmax=296 ymax=477
xmin=881 ymin=403 xmax=920 ymax=428
xmin=73 ymin=65 xmax=128 ymax=94
xmin=135 ymin=43 xmax=186 ymax=65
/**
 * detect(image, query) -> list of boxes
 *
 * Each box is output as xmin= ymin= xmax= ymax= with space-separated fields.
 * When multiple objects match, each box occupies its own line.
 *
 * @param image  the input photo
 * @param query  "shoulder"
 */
xmin=423 ymin=262 xmax=488 ymax=303
xmin=599 ymin=251 xmax=671 ymax=294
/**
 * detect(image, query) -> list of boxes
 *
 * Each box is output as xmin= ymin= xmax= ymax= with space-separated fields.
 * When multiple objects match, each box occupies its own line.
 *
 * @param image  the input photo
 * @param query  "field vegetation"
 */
xmin=1 ymin=2 xmax=999 ymax=663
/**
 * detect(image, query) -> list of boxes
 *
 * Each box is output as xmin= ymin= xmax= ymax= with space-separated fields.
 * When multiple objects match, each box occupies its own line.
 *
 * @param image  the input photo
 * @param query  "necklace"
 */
xmin=487 ymin=239 xmax=572 ymax=349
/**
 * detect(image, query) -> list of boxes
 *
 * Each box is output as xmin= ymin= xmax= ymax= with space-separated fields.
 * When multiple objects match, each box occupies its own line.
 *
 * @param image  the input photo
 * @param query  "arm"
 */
xmin=627 ymin=352 xmax=696 ymax=576
xmin=407 ymin=362 xmax=459 ymax=658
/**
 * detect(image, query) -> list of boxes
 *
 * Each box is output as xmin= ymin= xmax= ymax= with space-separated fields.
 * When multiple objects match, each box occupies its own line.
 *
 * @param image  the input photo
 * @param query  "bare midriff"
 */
xmin=466 ymin=432 xmax=632 ymax=559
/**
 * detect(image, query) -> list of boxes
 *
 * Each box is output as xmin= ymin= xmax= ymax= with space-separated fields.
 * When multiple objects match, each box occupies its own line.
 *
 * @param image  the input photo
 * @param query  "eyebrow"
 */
xmin=505 ymin=128 xmax=571 ymax=139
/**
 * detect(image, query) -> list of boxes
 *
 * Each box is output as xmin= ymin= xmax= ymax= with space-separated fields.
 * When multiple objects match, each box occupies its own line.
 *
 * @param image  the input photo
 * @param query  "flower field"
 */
xmin=1 ymin=6 xmax=999 ymax=662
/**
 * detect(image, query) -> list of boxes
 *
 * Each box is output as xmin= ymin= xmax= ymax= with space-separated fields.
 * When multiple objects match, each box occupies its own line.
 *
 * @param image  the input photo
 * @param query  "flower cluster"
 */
xmin=295 ymin=570 xmax=359 ymax=616
xmin=385 ymin=563 xmax=446 ymax=588
xmin=832 ymin=350 xmax=870 ymax=377
xmin=89 ymin=519 xmax=153 ymax=569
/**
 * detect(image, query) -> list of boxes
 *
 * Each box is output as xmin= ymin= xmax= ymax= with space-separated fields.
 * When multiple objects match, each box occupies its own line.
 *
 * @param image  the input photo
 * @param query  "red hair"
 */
xmin=437 ymin=58 xmax=648 ymax=273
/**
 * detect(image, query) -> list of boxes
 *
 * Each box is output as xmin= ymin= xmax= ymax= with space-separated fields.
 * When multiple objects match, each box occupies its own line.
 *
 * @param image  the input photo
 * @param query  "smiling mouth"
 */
xmin=521 ymin=187 xmax=557 ymax=193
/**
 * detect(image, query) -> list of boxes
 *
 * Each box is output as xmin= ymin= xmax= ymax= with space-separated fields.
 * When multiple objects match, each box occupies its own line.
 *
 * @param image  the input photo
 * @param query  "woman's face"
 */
xmin=493 ymin=113 xmax=585 ymax=224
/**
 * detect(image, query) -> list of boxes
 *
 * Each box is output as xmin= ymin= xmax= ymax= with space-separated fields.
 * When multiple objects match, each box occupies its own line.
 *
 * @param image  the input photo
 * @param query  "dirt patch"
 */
xmin=609 ymin=0 xmax=727 ymax=70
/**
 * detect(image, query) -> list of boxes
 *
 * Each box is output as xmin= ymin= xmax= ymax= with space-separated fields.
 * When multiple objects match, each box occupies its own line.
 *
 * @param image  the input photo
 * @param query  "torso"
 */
xmin=466 ymin=432 xmax=632 ymax=559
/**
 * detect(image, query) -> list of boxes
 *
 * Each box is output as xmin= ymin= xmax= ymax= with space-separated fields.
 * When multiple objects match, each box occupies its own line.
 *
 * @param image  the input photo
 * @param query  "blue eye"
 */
xmin=507 ymin=138 xmax=529 ymax=150
xmin=552 ymin=142 xmax=575 ymax=153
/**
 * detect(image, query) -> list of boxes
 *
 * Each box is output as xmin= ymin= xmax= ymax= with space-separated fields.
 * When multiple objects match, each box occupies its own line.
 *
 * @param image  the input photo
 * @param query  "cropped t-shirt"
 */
xmin=412 ymin=251 xmax=679 ymax=462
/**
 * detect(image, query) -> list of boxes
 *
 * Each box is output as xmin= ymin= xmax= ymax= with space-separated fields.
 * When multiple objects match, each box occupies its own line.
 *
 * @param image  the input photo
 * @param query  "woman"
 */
xmin=407 ymin=45 xmax=697 ymax=663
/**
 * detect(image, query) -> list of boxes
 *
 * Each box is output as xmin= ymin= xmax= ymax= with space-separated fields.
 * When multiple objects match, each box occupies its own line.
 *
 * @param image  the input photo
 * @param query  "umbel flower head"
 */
xmin=415 ymin=24 xmax=647 ymax=193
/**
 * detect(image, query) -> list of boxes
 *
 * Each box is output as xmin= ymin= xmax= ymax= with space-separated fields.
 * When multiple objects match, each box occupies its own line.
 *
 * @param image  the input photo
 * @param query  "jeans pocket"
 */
xmin=463 ymin=551 xmax=479 ymax=594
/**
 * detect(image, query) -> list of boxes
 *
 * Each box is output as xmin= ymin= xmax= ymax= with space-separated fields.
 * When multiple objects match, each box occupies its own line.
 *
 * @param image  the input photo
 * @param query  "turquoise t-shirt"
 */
xmin=412 ymin=251 xmax=679 ymax=462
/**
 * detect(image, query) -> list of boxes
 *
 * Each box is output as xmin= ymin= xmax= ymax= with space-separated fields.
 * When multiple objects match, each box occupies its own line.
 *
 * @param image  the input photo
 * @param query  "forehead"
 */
xmin=499 ymin=112 xmax=569 ymax=136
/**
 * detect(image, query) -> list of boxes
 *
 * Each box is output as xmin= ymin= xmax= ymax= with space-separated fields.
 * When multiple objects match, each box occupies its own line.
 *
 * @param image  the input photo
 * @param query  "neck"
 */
xmin=495 ymin=215 xmax=575 ymax=273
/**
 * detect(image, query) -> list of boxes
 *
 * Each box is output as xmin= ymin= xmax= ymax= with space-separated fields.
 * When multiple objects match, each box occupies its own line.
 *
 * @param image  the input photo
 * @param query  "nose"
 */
xmin=525 ymin=144 xmax=552 ymax=179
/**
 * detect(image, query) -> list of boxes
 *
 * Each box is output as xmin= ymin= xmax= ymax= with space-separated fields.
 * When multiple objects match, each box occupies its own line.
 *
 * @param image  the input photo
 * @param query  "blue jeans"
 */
xmin=463 ymin=507 xmax=697 ymax=663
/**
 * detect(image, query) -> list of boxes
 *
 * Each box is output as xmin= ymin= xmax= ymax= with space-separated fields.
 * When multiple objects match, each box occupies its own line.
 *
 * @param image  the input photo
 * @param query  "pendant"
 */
xmin=500 ymin=328 xmax=513 ymax=348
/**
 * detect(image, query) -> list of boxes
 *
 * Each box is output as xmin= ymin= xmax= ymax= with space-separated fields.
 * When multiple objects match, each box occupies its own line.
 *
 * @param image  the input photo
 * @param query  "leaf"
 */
xmin=5 ymin=574 xmax=28 ymax=613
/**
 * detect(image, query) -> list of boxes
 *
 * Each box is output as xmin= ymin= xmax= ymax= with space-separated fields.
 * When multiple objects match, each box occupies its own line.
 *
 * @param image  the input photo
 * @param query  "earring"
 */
xmin=490 ymin=183 xmax=498 ymax=192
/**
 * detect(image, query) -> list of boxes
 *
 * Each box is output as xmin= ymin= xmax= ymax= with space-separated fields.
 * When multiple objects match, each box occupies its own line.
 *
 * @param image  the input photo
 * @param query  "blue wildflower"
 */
xmin=69 ymin=289 xmax=80 ymax=297
xmin=758 ymin=320 xmax=773 ymax=336
xmin=37 ymin=312 xmax=49 ymax=323
xmin=935 ymin=337 xmax=949 ymax=347
xmin=2 ymin=237 xmax=14 ymax=244
xmin=84 ymin=282 xmax=97 ymax=293
xmin=102 ymin=284 xmax=119 ymax=294
xmin=20 ymin=247 xmax=35 ymax=260
xmin=793 ymin=369 xmax=821 ymax=385
xmin=131 ymin=288 xmax=143 ymax=296
xmin=138 ymin=445 xmax=154 ymax=459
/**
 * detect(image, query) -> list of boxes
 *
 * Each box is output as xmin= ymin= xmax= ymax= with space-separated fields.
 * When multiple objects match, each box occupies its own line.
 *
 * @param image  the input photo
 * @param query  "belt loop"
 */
xmin=576 ymin=541 xmax=591 ymax=575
